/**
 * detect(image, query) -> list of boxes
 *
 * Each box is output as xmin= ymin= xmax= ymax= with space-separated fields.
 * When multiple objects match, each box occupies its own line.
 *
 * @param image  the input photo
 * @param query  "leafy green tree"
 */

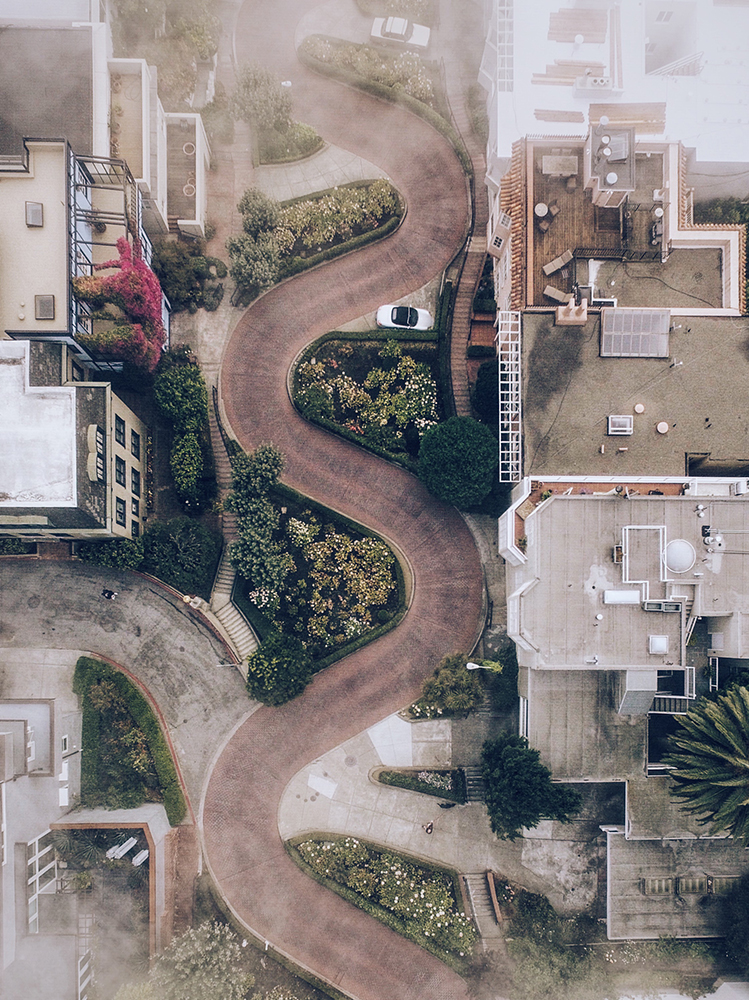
xmin=228 ymin=444 xmax=284 ymax=501
xmin=141 ymin=517 xmax=222 ymax=598
xmin=419 ymin=652 xmax=483 ymax=717
xmin=246 ymin=631 xmax=314 ymax=705
xmin=226 ymin=231 xmax=280 ymax=295
xmin=170 ymin=433 xmax=203 ymax=502
xmin=480 ymin=734 xmax=582 ymax=840
xmin=664 ymin=686 xmax=749 ymax=841
xmin=418 ymin=416 xmax=498 ymax=508
xmin=114 ymin=921 xmax=254 ymax=1000
xmin=78 ymin=537 xmax=145 ymax=569
xmin=153 ymin=358 xmax=209 ymax=435
xmin=472 ymin=358 xmax=499 ymax=425
xmin=237 ymin=187 xmax=281 ymax=238
xmin=230 ymin=63 xmax=292 ymax=131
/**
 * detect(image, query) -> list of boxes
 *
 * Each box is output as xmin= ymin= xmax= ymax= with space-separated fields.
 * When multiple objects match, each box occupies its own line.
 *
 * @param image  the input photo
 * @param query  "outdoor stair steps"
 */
xmin=213 ymin=602 xmax=258 ymax=662
xmin=651 ymin=695 xmax=689 ymax=715
xmin=463 ymin=765 xmax=486 ymax=802
xmin=464 ymin=874 xmax=503 ymax=941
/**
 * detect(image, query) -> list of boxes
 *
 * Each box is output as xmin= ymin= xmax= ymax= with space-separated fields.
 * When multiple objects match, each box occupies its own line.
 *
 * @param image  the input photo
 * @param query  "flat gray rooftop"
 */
xmin=0 ymin=342 xmax=76 ymax=507
xmin=523 ymin=312 xmax=749 ymax=478
xmin=0 ymin=26 xmax=93 ymax=156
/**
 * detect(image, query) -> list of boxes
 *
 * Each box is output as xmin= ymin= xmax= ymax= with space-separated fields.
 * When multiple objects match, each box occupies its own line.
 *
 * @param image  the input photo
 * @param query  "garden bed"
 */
xmin=73 ymin=656 xmax=186 ymax=825
xmin=376 ymin=768 xmax=466 ymax=803
xmin=287 ymin=834 xmax=476 ymax=970
xmin=232 ymin=482 xmax=406 ymax=668
xmin=292 ymin=336 xmax=441 ymax=467
xmin=257 ymin=121 xmax=324 ymax=164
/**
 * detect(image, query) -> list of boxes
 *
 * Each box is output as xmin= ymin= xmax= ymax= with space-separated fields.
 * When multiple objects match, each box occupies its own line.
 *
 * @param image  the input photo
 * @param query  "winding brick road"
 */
xmin=202 ymin=4 xmax=484 ymax=997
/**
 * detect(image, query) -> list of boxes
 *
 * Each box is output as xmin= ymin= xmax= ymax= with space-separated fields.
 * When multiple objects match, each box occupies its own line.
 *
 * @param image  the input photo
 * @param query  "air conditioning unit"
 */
xmin=731 ymin=479 xmax=749 ymax=495
xmin=608 ymin=415 xmax=634 ymax=436
xmin=575 ymin=75 xmax=613 ymax=92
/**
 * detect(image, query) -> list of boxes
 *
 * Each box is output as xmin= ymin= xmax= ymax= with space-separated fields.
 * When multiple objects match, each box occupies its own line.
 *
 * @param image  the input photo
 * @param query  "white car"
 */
xmin=376 ymin=304 xmax=434 ymax=331
xmin=370 ymin=16 xmax=431 ymax=51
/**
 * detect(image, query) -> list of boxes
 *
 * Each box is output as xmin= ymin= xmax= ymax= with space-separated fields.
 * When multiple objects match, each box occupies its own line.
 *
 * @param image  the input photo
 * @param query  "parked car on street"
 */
xmin=376 ymin=304 xmax=434 ymax=330
xmin=370 ymin=16 xmax=431 ymax=51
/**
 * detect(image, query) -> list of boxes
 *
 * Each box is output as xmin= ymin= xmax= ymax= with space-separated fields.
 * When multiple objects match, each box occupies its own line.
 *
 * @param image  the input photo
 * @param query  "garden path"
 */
xmin=201 ymin=1 xmax=488 ymax=998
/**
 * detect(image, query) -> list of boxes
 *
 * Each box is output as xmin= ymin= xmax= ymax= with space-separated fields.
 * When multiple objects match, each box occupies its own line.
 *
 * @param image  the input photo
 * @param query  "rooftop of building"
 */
xmin=521 ymin=312 xmax=749 ymax=479
xmin=0 ymin=341 xmax=77 ymax=508
xmin=606 ymin=830 xmax=749 ymax=940
xmin=0 ymin=26 xmax=94 ymax=157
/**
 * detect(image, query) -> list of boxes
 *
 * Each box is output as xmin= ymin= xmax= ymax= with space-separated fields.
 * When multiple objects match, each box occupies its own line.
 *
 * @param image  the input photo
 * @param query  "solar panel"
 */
xmin=600 ymin=308 xmax=671 ymax=357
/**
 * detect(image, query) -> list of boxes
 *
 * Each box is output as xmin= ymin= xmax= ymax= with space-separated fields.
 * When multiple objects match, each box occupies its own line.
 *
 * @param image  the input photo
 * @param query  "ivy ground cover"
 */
xmin=294 ymin=339 xmax=441 ymax=464
xmin=291 ymin=837 xmax=476 ymax=966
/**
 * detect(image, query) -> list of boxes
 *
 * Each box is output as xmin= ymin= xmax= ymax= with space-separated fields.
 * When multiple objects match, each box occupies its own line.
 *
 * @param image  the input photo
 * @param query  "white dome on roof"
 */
xmin=665 ymin=538 xmax=696 ymax=574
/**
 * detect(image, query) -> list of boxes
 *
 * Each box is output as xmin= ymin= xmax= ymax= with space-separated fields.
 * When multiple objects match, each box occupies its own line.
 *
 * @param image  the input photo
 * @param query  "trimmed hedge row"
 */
xmin=297 ymin=37 xmax=472 ymax=175
xmin=277 ymin=213 xmax=402 ymax=281
xmin=231 ymin=479 xmax=408 ymax=670
xmin=73 ymin=657 xmax=187 ymax=826
xmin=285 ymin=833 xmax=472 ymax=973
xmin=377 ymin=768 xmax=467 ymax=803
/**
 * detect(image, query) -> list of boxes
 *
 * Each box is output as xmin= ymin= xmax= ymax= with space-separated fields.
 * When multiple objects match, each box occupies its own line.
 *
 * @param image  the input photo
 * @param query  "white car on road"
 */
xmin=376 ymin=304 xmax=434 ymax=330
xmin=370 ymin=16 xmax=431 ymax=51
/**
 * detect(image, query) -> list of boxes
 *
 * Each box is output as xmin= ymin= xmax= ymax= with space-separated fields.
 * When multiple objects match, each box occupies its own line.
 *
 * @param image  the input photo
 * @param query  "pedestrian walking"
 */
xmin=101 ymin=589 xmax=118 ymax=601
xmin=422 ymin=822 xmax=434 ymax=835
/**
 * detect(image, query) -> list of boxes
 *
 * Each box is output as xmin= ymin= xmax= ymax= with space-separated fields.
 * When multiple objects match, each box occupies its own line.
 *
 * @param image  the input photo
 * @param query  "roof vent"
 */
xmin=649 ymin=635 xmax=669 ymax=654
xmin=607 ymin=415 xmax=633 ymax=435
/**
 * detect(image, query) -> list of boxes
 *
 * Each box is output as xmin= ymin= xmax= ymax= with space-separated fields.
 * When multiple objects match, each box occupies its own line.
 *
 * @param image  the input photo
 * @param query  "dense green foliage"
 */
xmin=74 ymin=656 xmax=186 ymax=824
xmin=231 ymin=63 xmax=292 ymax=131
xmin=484 ymin=644 xmax=519 ymax=713
xmin=664 ymin=686 xmax=749 ymax=841
xmin=293 ymin=836 xmax=476 ymax=963
xmin=409 ymin=652 xmax=483 ymax=718
xmin=0 ymin=537 xmax=36 ymax=554
xmin=238 ymin=187 xmax=282 ymax=237
xmin=200 ymin=83 xmax=235 ymax=144
xmin=170 ymin=432 xmax=203 ymax=503
xmin=114 ymin=922 xmax=254 ymax=1000
xmin=151 ymin=240 xmax=226 ymax=314
xmin=245 ymin=631 xmax=314 ymax=705
xmin=153 ymin=353 xmax=209 ymax=435
xmin=78 ymin=537 xmax=145 ymax=569
xmin=226 ymin=231 xmax=281 ymax=296
xmin=481 ymin=734 xmax=582 ymax=840
xmin=141 ymin=517 xmax=222 ymax=598
xmin=418 ymin=416 xmax=498 ymax=507
xmin=473 ymin=358 xmax=499 ymax=425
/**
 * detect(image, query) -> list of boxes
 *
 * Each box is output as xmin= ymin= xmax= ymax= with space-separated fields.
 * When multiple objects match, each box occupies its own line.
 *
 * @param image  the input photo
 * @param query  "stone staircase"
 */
xmin=464 ymin=873 xmax=503 ymax=944
xmin=463 ymin=765 xmax=487 ymax=802
xmin=206 ymin=400 xmax=259 ymax=670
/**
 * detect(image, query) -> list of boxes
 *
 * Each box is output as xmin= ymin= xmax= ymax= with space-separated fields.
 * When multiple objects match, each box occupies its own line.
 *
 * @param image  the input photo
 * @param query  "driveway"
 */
xmin=202 ymin=1 xmax=485 ymax=998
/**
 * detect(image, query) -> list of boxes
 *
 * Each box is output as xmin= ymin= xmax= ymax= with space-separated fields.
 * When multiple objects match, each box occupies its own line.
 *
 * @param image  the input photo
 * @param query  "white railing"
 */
xmin=498 ymin=311 xmax=522 ymax=482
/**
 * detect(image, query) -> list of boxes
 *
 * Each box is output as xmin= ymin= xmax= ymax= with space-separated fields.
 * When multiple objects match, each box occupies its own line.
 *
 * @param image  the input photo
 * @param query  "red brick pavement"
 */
xmin=203 ymin=5 xmax=484 ymax=998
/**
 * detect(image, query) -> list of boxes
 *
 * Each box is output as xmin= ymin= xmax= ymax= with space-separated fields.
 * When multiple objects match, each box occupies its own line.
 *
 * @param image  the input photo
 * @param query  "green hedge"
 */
xmin=278 ymin=214 xmax=402 ymax=281
xmin=377 ymin=768 xmax=467 ymax=803
xmin=73 ymin=657 xmax=187 ymax=825
xmin=297 ymin=37 xmax=472 ymax=175
xmin=285 ymin=834 xmax=471 ymax=973
xmin=466 ymin=344 xmax=496 ymax=358
xmin=231 ymin=480 xmax=408 ymax=669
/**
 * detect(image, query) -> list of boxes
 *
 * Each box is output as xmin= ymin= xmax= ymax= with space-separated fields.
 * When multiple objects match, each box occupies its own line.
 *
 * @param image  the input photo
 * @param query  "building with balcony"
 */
xmin=499 ymin=475 xmax=749 ymax=939
xmin=0 ymin=340 xmax=148 ymax=541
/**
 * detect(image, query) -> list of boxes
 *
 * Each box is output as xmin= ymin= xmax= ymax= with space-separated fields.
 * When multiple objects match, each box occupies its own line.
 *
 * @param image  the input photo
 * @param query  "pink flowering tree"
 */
xmin=73 ymin=237 xmax=166 ymax=372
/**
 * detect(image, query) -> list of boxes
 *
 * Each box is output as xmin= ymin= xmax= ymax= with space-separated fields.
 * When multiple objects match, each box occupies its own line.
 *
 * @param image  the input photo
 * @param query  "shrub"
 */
xmin=378 ymin=768 xmax=466 ymax=803
xmin=0 ymin=536 xmax=35 ymax=555
xmin=78 ymin=537 xmax=145 ymax=569
xmin=226 ymin=231 xmax=280 ymax=295
xmin=141 ymin=517 xmax=222 ymax=598
xmin=484 ymin=644 xmax=519 ymax=713
xmin=481 ymin=734 xmax=582 ymax=840
xmin=170 ymin=432 xmax=203 ymax=502
xmin=418 ymin=416 xmax=498 ymax=508
xmin=246 ymin=631 xmax=314 ymax=705
xmin=151 ymin=240 xmax=226 ymax=314
xmin=472 ymin=359 xmax=499 ymax=424
xmin=410 ymin=652 xmax=483 ymax=718
xmin=201 ymin=84 xmax=236 ymax=144
xmin=231 ymin=63 xmax=292 ymax=131
xmin=237 ymin=188 xmax=281 ymax=237
xmin=153 ymin=356 xmax=209 ymax=435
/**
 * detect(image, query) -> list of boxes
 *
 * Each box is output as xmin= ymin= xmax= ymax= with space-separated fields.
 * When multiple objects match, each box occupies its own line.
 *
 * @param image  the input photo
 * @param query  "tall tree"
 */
xmin=481 ymin=734 xmax=582 ymax=841
xmin=664 ymin=686 xmax=749 ymax=841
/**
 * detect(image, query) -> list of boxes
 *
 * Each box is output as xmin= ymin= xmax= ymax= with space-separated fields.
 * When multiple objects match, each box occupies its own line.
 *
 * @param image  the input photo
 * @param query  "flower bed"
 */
xmin=233 ymin=486 xmax=403 ymax=662
xmin=293 ymin=338 xmax=440 ymax=465
xmin=377 ymin=768 xmax=467 ymax=803
xmin=290 ymin=836 xmax=476 ymax=966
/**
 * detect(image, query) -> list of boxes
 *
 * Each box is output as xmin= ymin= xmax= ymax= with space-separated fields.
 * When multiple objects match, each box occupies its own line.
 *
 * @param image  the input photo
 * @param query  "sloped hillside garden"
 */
xmin=293 ymin=338 xmax=440 ymax=466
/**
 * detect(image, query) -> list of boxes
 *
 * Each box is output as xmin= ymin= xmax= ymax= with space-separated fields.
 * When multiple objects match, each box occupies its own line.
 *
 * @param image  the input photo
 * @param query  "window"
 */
xmin=61 ymin=735 xmax=68 ymax=753
xmin=25 ymin=201 xmax=43 ymax=227
xmin=131 ymin=498 xmax=139 ymax=518
xmin=115 ymin=457 xmax=126 ymax=486
xmin=115 ymin=415 xmax=125 ymax=446
xmin=95 ymin=428 xmax=105 ymax=454
xmin=131 ymin=521 xmax=140 ymax=539
xmin=655 ymin=9 xmax=673 ymax=20
xmin=96 ymin=454 xmax=105 ymax=481
xmin=116 ymin=497 xmax=127 ymax=526
xmin=131 ymin=468 xmax=140 ymax=497
xmin=34 ymin=295 xmax=55 ymax=320
xmin=131 ymin=430 xmax=140 ymax=459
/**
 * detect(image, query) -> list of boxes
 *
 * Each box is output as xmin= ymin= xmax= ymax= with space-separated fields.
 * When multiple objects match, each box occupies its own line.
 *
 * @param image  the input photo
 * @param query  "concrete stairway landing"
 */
xmin=464 ymin=872 xmax=504 ymax=944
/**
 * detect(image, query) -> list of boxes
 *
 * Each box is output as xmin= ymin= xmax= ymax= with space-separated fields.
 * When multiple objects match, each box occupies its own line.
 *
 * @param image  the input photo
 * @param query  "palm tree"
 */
xmin=664 ymin=686 xmax=749 ymax=841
